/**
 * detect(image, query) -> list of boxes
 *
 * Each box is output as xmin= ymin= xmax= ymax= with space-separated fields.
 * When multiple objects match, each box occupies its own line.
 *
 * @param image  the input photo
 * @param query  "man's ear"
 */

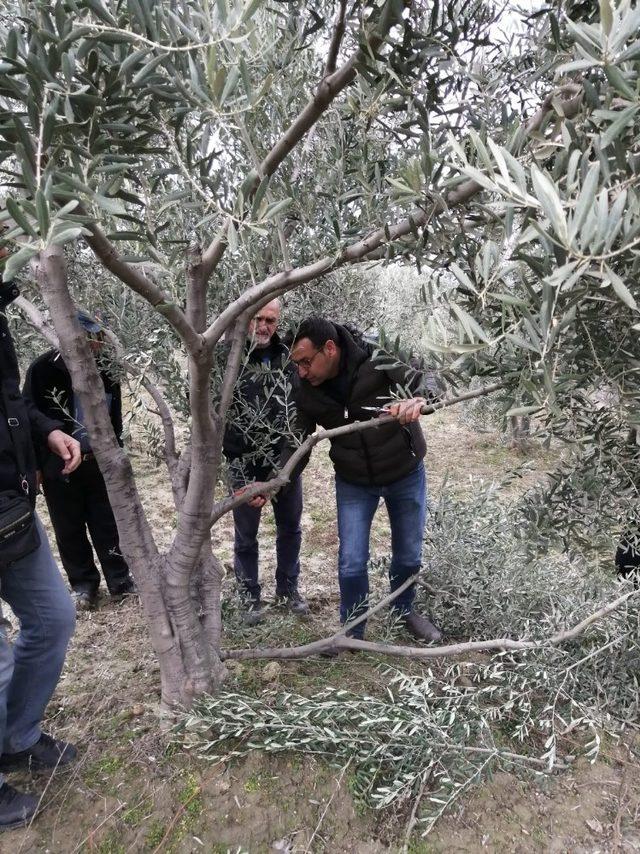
xmin=324 ymin=340 xmax=337 ymax=357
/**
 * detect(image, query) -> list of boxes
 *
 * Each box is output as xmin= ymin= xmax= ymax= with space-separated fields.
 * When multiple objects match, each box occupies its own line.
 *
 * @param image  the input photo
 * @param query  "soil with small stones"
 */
xmin=3 ymin=410 xmax=640 ymax=854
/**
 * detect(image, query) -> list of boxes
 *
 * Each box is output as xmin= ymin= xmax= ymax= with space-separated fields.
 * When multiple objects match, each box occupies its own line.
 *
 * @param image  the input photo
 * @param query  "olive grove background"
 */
xmin=2 ymin=0 xmax=640 ymax=841
xmin=0 ymin=0 xmax=528 ymax=708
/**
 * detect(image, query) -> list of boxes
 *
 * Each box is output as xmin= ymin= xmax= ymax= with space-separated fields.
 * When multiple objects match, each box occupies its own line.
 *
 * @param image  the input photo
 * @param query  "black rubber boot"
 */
xmin=0 ymin=783 xmax=39 ymax=830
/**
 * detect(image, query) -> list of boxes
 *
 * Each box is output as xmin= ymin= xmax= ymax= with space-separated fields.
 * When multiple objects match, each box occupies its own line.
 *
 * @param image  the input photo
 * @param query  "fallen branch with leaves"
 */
xmin=222 ymin=581 xmax=639 ymax=661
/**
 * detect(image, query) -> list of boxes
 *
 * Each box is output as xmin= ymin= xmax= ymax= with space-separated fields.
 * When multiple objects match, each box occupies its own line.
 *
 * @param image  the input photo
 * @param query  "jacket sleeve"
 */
xmin=22 ymin=360 xmax=63 ymax=444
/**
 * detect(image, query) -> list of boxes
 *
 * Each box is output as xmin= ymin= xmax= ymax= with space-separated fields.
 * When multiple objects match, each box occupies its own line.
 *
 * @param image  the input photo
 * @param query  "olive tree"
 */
xmin=418 ymin=0 xmax=640 ymax=551
xmin=0 ymin=0 xmax=510 ymax=708
xmin=2 ymin=0 xmax=633 ymax=712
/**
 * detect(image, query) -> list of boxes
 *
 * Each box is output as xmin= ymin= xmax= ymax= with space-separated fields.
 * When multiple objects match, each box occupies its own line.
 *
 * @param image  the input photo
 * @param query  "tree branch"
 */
xmin=222 ymin=588 xmax=639 ymax=661
xmin=186 ymin=243 xmax=207 ymax=333
xmin=239 ymin=120 xmax=292 ymax=271
xmin=200 ymin=0 xmax=402 ymax=282
xmin=14 ymin=294 xmax=58 ymax=347
xmin=101 ymin=328 xmax=182 ymax=494
xmin=167 ymin=348 xmax=217 ymax=575
xmin=223 ymin=573 xmax=417 ymax=662
xmin=202 ymin=83 xmax=585 ymax=347
xmin=82 ymin=217 xmax=203 ymax=355
xmin=210 ymin=381 xmax=505 ymax=524
xmin=325 ymin=0 xmax=348 ymax=76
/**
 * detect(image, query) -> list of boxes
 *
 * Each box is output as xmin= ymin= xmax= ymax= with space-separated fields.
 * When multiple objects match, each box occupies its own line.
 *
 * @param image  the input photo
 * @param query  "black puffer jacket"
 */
xmin=294 ymin=324 xmax=441 ymax=487
xmin=23 ymin=349 xmax=123 ymax=480
xmin=222 ymin=334 xmax=297 ymax=486
xmin=0 ymin=312 xmax=62 ymax=506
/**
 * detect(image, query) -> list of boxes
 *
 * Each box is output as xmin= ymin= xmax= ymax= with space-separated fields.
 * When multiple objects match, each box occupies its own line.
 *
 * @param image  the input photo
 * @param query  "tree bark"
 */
xmin=36 ymin=244 xmax=218 ymax=707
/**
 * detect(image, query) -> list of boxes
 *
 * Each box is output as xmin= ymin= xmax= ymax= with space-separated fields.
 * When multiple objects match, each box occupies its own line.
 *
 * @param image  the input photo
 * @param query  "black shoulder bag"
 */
xmin=0 ymin=384 xmax=40 ymax=569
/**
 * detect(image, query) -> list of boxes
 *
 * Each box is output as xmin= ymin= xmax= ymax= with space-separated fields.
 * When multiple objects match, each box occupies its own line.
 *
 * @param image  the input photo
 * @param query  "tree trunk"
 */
xmin=36 ymin=245 xmax=224 ymax=707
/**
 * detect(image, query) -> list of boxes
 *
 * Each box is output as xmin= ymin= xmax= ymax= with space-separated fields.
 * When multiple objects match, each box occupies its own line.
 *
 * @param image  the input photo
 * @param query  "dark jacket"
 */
xmin=222 ymin=334 xmax=297 ymax=487
xmin=0 ymin=313 xmax=62 ymax=506
xmin=294 ymin=324 xmax=441 ymax=487
xmin=23 ymin=349 xmax=123 ymax=480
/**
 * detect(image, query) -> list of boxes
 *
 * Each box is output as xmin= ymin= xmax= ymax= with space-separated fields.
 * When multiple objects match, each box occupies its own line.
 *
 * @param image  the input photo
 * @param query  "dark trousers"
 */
xmin=233 ymin=476 xmax=303 ymax=602
xmin=42 ymin=457 xmax=131 ymax=595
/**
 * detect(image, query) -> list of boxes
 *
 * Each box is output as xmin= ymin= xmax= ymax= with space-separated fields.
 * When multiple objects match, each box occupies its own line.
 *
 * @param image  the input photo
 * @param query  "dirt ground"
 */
xmin=3 ymin=409 xmax=640 ymax=853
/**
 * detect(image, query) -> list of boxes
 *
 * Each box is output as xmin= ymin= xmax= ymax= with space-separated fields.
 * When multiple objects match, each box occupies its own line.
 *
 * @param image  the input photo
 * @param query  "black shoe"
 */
xmin=276 ymin=589 xmax=310 ymax=617
xmin=0 ymin=733 xmax=78 ymax=773
xmin=242 ymin=600 xmax=265 ymax=626
xmin=110 ymin=578 xmax=137 ymax=601
xmin=0 ymin=783 xmax=39 ymax=830
xmin=402 ymin=610 xmax=443 ymax=643
xmin=71 ymin=589 xmax=98 ymax=611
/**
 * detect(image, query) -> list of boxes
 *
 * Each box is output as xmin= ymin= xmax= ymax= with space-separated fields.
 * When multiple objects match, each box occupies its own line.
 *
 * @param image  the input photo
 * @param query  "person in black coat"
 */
xmin=0 ymin=273 xmax=81 ymax=829
xmin=222 ymin=299 xmax=308 ymax=624
xmin=23 ymin=311 xmax=135 ymax=610
xmin=291 ymin=317 xmax=443 ymax=644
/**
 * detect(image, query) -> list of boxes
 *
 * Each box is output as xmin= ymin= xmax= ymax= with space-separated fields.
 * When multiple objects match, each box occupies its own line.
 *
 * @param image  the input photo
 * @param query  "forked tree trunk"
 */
xmin=36 ymin=245 xmax=225 ymax=708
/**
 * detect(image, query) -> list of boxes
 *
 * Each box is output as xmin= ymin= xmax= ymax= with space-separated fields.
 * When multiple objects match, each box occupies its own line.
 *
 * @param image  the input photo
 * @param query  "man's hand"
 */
xmin=234 ymin=485 xmax=268 ymax=509
xmin=385 ymin=397 xmax=427 ymax=425
xmin=47 ymin=429 xmax=81 ymax=474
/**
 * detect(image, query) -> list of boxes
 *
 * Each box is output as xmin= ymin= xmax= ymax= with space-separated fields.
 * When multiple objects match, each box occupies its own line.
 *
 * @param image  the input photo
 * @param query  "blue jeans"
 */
xmin=335 ymin=462 xmax=426 ymax=637
xmin=233 ymin=476 xmax=303 ymax=601
xmin=0 ymin=515 xmax=75 ymax=781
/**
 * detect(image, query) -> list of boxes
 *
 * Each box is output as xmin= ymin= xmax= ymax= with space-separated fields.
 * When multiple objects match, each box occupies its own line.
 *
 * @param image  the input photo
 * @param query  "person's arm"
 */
xmin=379 ymin=351 xmax=446 ymax=425
xmin=22 ymin=374 xmax=82 ymax=475
xmin=46 ymin=429 xmax=81 ymax=474
xmin=23 ymin=359 xmax=64 ymax=441
xmin=23 ymin=361 xmax=80 ymax=473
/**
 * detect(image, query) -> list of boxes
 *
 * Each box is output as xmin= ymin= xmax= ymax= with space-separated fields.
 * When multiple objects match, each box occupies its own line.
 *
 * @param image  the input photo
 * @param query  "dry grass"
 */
xmin=6 ymin=411 xmax=639 ymax=853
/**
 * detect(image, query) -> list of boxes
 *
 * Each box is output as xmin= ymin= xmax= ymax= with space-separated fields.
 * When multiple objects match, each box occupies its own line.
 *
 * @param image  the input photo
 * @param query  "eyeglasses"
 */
xmin=291 ymin=347 xmax=323 ymax=371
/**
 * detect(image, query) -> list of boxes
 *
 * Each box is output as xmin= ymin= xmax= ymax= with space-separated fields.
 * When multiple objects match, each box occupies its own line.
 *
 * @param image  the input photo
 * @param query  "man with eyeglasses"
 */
xmin=291 ymin=316 xmax=443 ymax=644
xmin=223 ymin=299 xmax=309 ymax=624
xmin=23 ymin=310 xmax=135 ymax=611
